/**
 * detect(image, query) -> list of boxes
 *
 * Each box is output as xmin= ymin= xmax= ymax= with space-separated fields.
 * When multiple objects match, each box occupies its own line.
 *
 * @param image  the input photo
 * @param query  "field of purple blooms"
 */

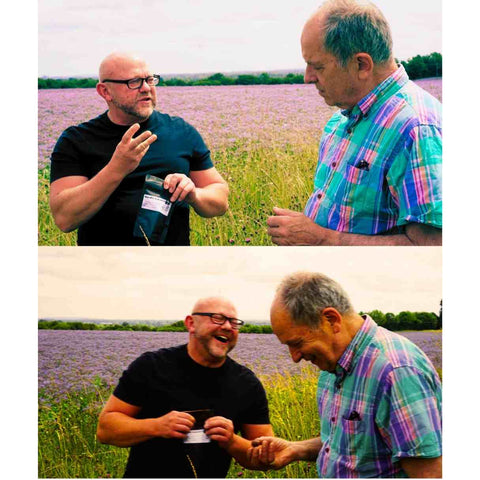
xmin=38 ymin=78 xmax=442 ymax=246
xmin=38 ymin=79 xmax=442 ymax=169
xmin=38 ymin=329 xmax=441 ymax=404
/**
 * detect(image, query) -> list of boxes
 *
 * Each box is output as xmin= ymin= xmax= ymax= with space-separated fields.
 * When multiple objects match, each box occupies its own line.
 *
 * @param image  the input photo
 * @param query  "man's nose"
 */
xmin=304 ymin=65 xmax=316 ymax=84
xmin=139 ymin=79 xmax=152 ymax=92
xmin=221 ymin=319 xmax=235 ymax=331
xmin=288 ymin=346 xmax=302 ymax=363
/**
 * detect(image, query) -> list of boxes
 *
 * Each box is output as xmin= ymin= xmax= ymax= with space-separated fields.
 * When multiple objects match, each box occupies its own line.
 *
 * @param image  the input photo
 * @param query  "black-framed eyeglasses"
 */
xmin=101 ymin=75 xmax=161 ymax=90
xmin=192 ymin=312 xmax=244 ymax=329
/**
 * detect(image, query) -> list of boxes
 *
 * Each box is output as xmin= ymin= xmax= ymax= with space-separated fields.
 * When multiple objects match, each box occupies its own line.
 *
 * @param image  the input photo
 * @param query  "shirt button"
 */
xmin=331 ymin=417 xmax=335 ymax=422
xmin=317 ymin=193 xmax=322 ymax=199
xmin=347 ymin=128 xmax=352 ymax=134
xmin=332 ymin=162 xmax=337 ymax=167
xmin=325 ymin=447 xmax=330 ymax=453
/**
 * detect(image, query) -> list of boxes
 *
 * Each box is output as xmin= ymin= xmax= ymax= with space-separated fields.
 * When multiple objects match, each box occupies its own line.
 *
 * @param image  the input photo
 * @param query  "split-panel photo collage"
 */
xmin=37 ymin=1 xmax=444 ymax=478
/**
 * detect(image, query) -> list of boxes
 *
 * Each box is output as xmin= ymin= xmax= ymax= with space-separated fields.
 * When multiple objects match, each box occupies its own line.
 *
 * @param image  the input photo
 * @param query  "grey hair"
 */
xmin=320 ymin=0 xmax=393 ymax=67
xmin=276 ymin=272 xmax=354 ymax=328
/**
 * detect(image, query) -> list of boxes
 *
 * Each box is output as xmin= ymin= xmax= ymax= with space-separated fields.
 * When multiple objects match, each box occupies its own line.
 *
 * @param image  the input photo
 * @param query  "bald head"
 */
xmin=98 ymin=52 xmax=149 ymax=82
xmin=191 ymin=297 xmax=238 ymax=318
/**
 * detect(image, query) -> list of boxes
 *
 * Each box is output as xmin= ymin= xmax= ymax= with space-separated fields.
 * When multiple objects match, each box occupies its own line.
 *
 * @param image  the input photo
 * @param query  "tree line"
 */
xmin=38 ymin=309 xmax=441 ymax=333
xmin=38 ymin=53 xmax=441 ymax=89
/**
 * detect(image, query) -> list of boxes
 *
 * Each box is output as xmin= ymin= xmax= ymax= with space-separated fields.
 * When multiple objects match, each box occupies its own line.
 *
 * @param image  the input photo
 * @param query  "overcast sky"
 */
xmin=38 ymin=247 xmax=441 ymax=322
xmin=38 ymin=0 xmax=442 ymax=77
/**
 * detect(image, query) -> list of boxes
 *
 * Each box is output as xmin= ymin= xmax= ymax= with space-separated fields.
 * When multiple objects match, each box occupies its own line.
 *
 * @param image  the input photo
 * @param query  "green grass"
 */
xmin=38 ymin=142 xmax=317 ymax=246
xmin=38 ymin=369 xmax=319 ymax=478
xmin=38 ymin=167 xmax=76 ymax=246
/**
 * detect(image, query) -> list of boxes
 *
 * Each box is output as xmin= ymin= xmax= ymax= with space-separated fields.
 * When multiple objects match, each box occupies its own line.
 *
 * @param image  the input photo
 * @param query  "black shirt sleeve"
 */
xmin=184 ymin=121 xmax=213 ymax=171
xmin=50 ymin=127 xmax=89 ymax=183
xmin=113 ymin=352 xmax=155 ymax=407
xmin=238 ymin=371 xmax=271 ymax=425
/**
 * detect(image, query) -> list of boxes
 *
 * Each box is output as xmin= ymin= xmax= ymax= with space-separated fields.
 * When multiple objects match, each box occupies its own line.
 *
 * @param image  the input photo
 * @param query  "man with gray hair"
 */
xmin=248 ymin=272 xmax=442 ymax=478
xmin=267 ymin=0 xmax=442 ymax=246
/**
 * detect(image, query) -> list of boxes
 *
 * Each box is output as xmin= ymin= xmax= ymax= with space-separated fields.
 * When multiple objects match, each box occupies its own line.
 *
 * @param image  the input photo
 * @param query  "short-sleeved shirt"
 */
xmin=304 ymin=66 xmax=442 ymax=234
xmin=113 ymin=344 xmax=270 ymax=478
xmin=50 ymin=110 xmax=213 ymax=245
xmin=316 ymin=316 xmax=442 ymax=478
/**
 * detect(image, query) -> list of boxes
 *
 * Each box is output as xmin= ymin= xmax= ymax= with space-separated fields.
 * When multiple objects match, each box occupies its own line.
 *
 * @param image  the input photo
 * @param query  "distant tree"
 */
xmin=438 ymin=300 xmax=442 ymax=329
xmin=235 ymin=74 xmax=258 ymax=85
xmin=397 ymin=311 xmax=421 ymax=330
xmin=368 ymin=309 xmax=387 ymax=327
xmin=415 ymin=312 xmax=438 ymax=330
xmin=165 ymin=78 xmax=188 ymax=86
xmin=384 ymin=312 xmax=399 ymax=331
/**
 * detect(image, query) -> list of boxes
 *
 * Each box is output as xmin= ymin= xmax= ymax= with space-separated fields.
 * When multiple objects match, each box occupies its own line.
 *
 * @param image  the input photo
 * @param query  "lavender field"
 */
xmin=38 ymin=329 xmax=441 ymax=404
xmin=38 ymin=79 xmax=442 ymax=246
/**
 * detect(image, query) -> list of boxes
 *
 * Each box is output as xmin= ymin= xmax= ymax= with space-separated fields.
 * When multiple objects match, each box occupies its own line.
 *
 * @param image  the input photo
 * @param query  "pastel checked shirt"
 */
xmin=316 ymin=316 xmax=442 ymax=478
xmin=304 ymin=66 xmax=442 ymax=234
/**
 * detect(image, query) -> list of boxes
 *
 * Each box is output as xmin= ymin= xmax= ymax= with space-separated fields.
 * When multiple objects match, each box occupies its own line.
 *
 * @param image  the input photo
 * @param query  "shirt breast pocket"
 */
xmin=335 ymin=415 xmax=367 ymax=456
xmin=333 ymin=163 xmax=372 ymax=213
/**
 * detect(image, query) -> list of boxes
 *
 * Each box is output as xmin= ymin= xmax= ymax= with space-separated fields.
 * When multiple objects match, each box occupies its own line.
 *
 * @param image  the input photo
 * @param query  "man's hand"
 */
xmin=247 ymin=436 xmax=296 ymax=470
xmin=267 ymin=207 xmax=336 ymax=245
xmin=153 ymin=410 xmax=195 ymax=439
xmin=164 ymin=173 xmax=197 ymax=203
xmin=204 ymin=416 xmax=234 ymax=448
xmin=109 ymin=123 xmax=157 ymax=177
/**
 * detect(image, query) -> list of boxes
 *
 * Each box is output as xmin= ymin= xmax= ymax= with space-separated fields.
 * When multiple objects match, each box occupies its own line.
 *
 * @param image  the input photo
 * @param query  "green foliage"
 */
xmin=38 ymin=77 xmax=98 ymax=89
xmin=367 ymin=309 xmax=386 ymax=327
xmin=397 ymin=311 xmax=421 ymax=331
xmin=401 ymin=52 xmax=442 ymax=80
xmin=38 ymin=306 xmax=442 ymax=332
xmin=414 ymin=312 xmax=439 ymax=330
xmin=240 ymin=324 xmax=273 ymax=334
xmin=38 ymin=166 xmax=77 ymax=246
xmin=37 ymin=53 xmax=442 ymax=90
xmin=38 ymin=319 xmax=187 ymax=332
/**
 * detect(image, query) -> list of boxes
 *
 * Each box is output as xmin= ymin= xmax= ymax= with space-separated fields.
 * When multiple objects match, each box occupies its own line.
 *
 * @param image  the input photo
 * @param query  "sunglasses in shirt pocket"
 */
xmin=334 ymin=410 xmax=367 ymax=456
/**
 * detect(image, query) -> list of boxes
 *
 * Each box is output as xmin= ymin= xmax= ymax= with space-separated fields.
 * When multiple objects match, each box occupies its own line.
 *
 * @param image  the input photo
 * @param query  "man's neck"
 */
xmin=348 ymin=61 xmax=399 ymax=110
xmin=186 ymin=342 xmax=226 ymax=369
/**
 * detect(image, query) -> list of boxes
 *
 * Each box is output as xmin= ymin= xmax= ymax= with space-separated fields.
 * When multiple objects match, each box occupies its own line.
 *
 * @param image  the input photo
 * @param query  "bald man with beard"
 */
xmin=49 ymin=52 xmax=228 ymax=246
xmin=97 ymin=297 xmax=273 ymax=478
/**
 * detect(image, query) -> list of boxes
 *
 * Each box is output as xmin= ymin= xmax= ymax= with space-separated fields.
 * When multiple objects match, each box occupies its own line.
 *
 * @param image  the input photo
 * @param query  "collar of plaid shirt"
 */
xmin=334 ymin=314 xmax=376 ymax=383
xmin=341 ymin=65 xmax=409 ymax=120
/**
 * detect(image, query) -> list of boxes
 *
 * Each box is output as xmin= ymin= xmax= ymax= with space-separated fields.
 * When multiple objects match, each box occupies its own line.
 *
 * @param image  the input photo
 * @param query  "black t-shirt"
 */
xmin=113 ymin=344 xmax=270 ymax=478
xmin=50 ymin=111 xmax=213 ymax=245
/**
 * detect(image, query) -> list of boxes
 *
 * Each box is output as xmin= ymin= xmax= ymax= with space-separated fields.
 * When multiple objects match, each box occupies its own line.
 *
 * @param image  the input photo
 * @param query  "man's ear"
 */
xmin=321 ymin=307 xmax=342 ymax=334
xmin=354 ymin=53 xmax=374 ymax=80
xmin=96 ymin=82 xmax=112 ymax=102
xmin=184 ymin=315 xmax=194 ymax=332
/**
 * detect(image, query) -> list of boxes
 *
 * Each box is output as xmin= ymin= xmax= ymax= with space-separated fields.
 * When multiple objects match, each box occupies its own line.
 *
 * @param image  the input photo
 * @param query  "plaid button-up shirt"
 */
xmin=304 ymin=66 xmax=442 ymax=234
xmin=316 ymin=316 xmax=442 ymax=478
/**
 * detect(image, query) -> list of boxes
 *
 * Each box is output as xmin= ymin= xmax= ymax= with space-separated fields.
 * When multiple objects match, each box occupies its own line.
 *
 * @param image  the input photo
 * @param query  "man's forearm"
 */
xmin=330 ymin=231 xmax=416 ymax=246
xmin=50 ymin=165 xmax=125 ymax=232
xmin=290 ymin=437 xmax=323 ymax=462
xmin=189 ymin=183 xmax=229 ymax=218
xmin=96 ymin=412 xmax=159 ymax=447
xmin=327 ymin=223 xmax=442 ymax=246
